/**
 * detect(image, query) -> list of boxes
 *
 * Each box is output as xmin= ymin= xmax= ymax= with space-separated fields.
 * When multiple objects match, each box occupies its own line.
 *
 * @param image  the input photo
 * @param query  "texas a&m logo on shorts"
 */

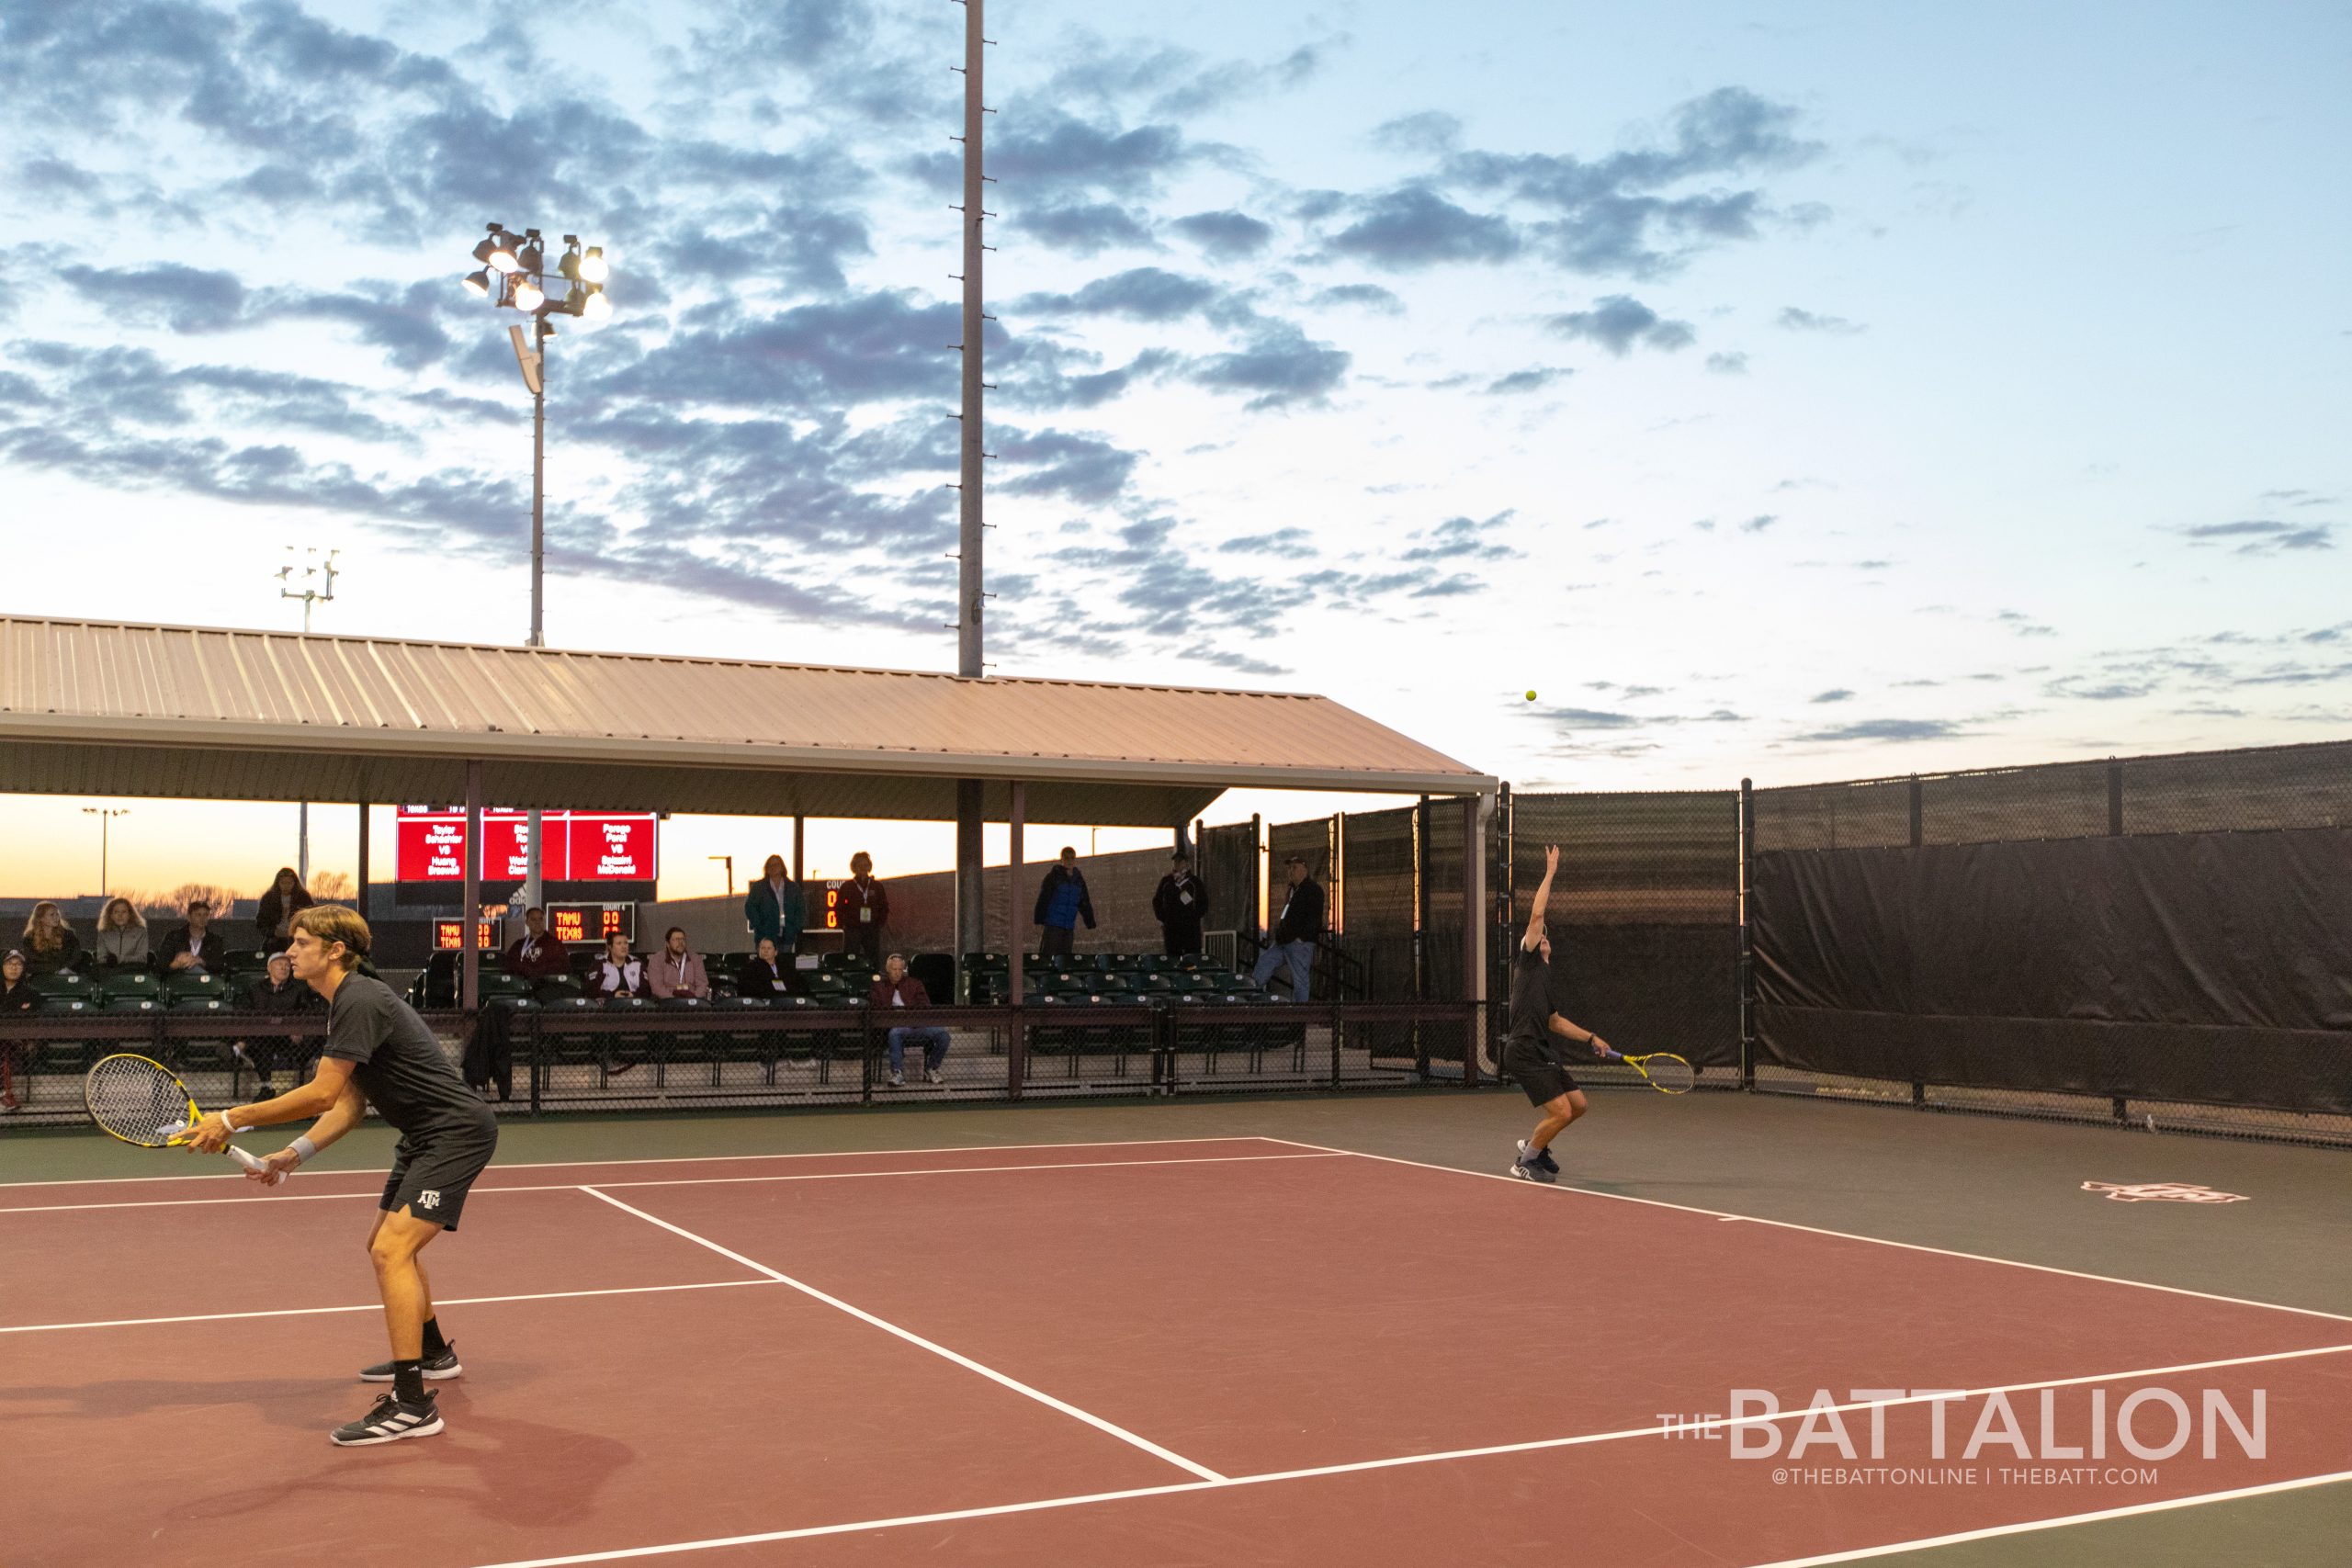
xmin=418 ymin=1190 xmax=443 ymax=1211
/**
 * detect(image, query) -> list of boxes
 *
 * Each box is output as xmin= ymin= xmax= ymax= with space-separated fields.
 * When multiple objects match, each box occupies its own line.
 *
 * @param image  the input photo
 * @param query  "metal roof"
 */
xmin=0 ymin=617 xmax=1491 ymax=825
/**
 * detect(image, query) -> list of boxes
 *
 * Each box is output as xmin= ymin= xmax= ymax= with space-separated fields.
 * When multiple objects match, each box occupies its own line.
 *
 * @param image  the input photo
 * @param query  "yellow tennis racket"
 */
xmin=1597 ymin=1047 xmax=1696 ymax=1094
xmin=85 ymin=1053 xmax=274 ymax=1174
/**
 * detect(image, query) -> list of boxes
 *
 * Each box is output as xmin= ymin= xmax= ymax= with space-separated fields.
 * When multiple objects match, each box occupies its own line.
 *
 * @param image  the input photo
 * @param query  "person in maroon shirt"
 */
xmin=870 ymin=953 xmax=946 ymax=1088
xmin=501 ymin=907 xmax=571 ymax=983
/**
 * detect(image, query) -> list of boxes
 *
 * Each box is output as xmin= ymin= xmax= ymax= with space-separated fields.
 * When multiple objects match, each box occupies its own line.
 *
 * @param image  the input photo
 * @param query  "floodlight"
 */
xmin=578 ymin=245 xmax=608 ymax=284
xmin=513 ymin=276 xmax=545 ymax=311
xmin=461 ymin=269 xmax=492 ymax=297
xmin=581 ymin=288 xmax=611 ymax=321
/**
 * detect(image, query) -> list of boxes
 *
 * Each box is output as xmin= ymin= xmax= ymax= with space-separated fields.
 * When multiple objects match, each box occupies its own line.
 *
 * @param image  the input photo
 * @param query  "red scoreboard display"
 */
xmin=395 ymin=807 xmax=659 ymax=885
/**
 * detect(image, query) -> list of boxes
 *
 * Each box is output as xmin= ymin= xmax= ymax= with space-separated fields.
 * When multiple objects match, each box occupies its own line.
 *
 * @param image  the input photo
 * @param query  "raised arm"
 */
xmin=1521 ymin=844 xmax=1561 ymax=951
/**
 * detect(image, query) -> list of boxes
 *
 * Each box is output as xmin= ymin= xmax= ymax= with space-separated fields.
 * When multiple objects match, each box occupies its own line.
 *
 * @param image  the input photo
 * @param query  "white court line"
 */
xmin=458 ymin=1346 xmax=2352 ymax=1568
xmin=0 ymin=1151 xmax=1343 ymax=1215
xmin=1261 ymin=1137 xmax=2352 ymax=1326
xmin=578 ymin=1184 xmax=1227 ymax=1484
xmin=0 ymin=1134 xmax=1286 ymax=1189
xmin=0 ymin=1277 xmax=784 ymax=1336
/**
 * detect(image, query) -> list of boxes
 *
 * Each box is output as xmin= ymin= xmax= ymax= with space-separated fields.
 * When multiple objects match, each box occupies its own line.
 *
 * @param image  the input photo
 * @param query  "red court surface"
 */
xmin=5 ymin=1135 xmax=2348 ymax=1567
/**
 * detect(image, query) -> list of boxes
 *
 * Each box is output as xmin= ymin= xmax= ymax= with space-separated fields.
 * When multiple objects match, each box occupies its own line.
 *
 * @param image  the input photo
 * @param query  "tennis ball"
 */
xmin=1524 ymin=690 xmax=1538 ymax=702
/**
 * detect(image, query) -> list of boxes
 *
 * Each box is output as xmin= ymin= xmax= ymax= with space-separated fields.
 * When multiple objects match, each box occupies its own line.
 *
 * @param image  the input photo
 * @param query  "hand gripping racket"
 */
xmin=1597 ymin=1046 xmax=1696 ymax=1095
xmin=85 ymin=1053 xmax=276 ymax=1175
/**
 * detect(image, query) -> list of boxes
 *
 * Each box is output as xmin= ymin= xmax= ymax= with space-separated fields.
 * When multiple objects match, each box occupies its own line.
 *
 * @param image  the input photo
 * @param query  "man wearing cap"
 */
xmin=1251 ymin=853 xmax=1324 ymax=1001
xmin=1151 ymin=852 xmax=1209 ymax=958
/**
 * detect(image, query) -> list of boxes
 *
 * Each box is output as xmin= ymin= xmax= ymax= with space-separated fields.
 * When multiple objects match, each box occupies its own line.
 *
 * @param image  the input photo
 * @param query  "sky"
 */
xmin=2 ymin=0 xmax=2346 ymax=904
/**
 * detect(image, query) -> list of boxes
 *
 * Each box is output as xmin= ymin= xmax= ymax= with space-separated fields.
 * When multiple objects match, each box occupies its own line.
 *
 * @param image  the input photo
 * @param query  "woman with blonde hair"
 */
xmin=93 ymin=897 xmax=148 ymax=968
xmin=20 ymin=901 xmax=82 ymax=976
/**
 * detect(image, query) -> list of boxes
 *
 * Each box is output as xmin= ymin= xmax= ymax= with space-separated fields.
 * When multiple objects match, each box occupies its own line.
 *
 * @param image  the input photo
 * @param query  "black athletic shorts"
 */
xmin=379 ymin=1125 xmax=499 ymax=1231
xmin=1502 ymin=1038 xmax=1579 ymax=1108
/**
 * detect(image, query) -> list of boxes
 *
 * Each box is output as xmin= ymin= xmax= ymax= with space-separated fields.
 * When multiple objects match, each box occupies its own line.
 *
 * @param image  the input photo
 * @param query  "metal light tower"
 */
xmin=950 ymin=0 xmax=996 ymax=969
xmin=81 ymin=807 xmax=130 ymax=895
xmin=463 ymin=225 xmax=614 ymax=914
xmin=277 ymin=547 xmax=339 ymax=881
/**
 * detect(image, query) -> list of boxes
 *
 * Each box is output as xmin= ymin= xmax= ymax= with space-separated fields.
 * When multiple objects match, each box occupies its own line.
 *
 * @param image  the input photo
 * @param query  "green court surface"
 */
xmin=6 ymin=1088 xmax=2346 ymax=1566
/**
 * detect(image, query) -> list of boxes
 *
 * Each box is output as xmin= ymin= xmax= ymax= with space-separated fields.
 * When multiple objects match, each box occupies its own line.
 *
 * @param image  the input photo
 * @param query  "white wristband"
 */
xmin=290 ymin=1136 xmax=318 ymax=1166
xmin=221 ymin=1111 xmax=243 ymax=1134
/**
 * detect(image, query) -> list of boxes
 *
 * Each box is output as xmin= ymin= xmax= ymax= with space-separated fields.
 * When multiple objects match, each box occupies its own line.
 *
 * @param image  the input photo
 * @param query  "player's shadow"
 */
xmin=4 ymin=1378 xmax=633 ymax=1529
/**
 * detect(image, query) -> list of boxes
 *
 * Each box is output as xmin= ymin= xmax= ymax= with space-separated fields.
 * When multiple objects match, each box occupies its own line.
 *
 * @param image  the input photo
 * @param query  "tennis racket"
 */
xmin=85 ymin=1053 xmax=274 ymax=1175
xmin=1598 ymin=1046 xmax=1696 ymax=1095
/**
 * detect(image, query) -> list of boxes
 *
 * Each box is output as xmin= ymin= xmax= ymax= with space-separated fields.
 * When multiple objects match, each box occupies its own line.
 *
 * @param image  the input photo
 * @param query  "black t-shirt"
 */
xmin=1507 ymin=946 xmax=1555 ymax=1047
xmin=324 ymin=974 xmax=496 ymax=1144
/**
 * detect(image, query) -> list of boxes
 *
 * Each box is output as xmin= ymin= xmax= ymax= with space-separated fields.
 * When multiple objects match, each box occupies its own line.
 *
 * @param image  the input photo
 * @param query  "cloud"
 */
xmin=1776 ymin=305 xmax=1866 ymax=334
xmin=1307 ymin=283 xmax=1403 ymax=314
xmin=1740 ymin=513 xmax=1777 ymax=533
xmin=1810 ymin=689 xmax=1855 ymax=704
xmin=1483 ymin=367 xmax=1570 ymax=395
xmin=1013 ymin=201 xmax=1159 ymax=256
xmin=1798 ymin=717 xmax=1963 ymax=742
xmin=57 ymin=264 xmax=249 ymax=333
xmin=1400 ymin=511 xmax=1520 ymax=562
xmin=1012 ymin=266 xmax=1231 ymax=324
xmin=1322 ymin=186 xmax=1522 ymax=270
xmin=1541 ymin=295 xmax=1695 ymax=355
xmin=1705 ymin=350 xmax=1748 ymax=374
xmin=1186 ymin=324 xmax=1350 ymax=410
xmin=1170 ymin=209 xmax=1273 ymax=261
xmin=2178 ymin=519 xmax=2335 ymax=556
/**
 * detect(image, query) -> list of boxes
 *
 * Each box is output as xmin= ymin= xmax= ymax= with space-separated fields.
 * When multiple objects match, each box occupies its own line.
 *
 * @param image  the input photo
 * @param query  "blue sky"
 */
xmin=3 ymin=0 xmax=2346 ymax=899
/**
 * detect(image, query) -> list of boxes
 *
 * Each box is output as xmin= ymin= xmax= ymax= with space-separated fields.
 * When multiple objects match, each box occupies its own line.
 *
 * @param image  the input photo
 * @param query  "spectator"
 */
xmin=738 ymin=937 xmax=800 ymax=998
xmin=93 ymin=897 xmax=148 ymax=968
xmin=645 ymin=927 xmax=711 ymax=1001
xmin=743 ymin=854 xmax=805 ymax=955
xmin=254 ymin=866 xmax=313 ymax=954
xmin=1 ymin=949 xmax=32 ymax=1112
xmin=1152 ymin=851 xmax=1209 ymax=958
xmin=839 ymin=852 xmax=888 ymax=965
xmin=871 ymin=953 xmax=948 ymax=1088
xmin=591 ymin=932 xmax=643 ymax=998
xmin=503 ymin=906 xmax=572 ymax=983
xmin=158 ymin=897 xmax=227 ymax=976
xmin=19 ymin=901 xmax=83 ymax=976
xmin=1032 ymin=847 xmax=1097 ymax=959
xmin=1251 ymin=853 xmax=1325 ymax=1002
xmin=232 ymin=951 xmax=322 ymax=1095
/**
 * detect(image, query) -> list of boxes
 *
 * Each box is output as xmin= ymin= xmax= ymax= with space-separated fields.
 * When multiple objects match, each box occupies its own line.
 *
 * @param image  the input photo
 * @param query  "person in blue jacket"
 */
xmin=1032 ymin=847 xmax=1097 ymax=958
xmin=743 ymin=854 xmax=805 ymax=956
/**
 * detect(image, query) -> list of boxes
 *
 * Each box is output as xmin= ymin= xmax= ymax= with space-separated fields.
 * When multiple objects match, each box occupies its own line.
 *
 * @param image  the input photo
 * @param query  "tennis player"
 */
xmin=1503 ymin=844 xmax=1612 ymax=1182
xmin=177 ymin=906 xmax=500 ymax=1446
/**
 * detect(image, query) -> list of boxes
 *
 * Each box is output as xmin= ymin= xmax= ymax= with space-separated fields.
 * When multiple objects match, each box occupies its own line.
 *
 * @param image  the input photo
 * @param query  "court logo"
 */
xmin=2081 ymin=1181 xmax=2248 ymax=1204
xmin=418 ymin=1190 xmax=442 ymax=1211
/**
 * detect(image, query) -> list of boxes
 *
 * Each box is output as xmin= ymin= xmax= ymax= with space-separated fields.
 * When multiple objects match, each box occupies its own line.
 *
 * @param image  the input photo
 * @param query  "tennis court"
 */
xmin=5 ymin=1095 xmax=2348 ymax=1567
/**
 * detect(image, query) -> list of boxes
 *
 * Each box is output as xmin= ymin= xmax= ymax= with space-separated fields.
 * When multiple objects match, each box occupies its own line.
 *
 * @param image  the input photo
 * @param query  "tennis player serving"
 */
xmin=175 ymin=906 xmax=499 ymax=1446
xmin=1504 ymin=845 xmax=1612 ymax=1182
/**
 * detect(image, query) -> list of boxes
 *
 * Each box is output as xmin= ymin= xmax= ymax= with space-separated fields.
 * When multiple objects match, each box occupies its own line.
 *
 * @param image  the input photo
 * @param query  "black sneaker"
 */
xmin=1518 ymin=1139 xmax=1560 ymax=1175
xmin=330 ymin=1392 xmax=443 ymax=1447
xmin=1508 ymin=1151 xmax=1557 ymax=1184
xmin=360 ymin=1344 xmax=460 ymax=1382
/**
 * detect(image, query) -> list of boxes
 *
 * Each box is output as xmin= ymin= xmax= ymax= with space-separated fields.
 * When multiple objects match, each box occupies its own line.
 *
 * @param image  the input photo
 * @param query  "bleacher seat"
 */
xmin=27 ymin=972 xmax=96 ymax=1002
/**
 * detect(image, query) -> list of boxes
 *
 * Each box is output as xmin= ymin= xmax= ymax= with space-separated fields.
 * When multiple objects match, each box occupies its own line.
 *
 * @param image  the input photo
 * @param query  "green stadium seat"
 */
xmin=163 ymin=972 xmax=227 ymax=1003
xmin=104 ymin=995 xmax=161 ymax=1014
xmin=27 ymin=972 xmax=96 ymax=1002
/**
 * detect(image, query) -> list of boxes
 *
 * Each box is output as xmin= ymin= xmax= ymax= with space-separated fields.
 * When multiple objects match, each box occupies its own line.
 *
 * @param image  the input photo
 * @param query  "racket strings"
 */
xmin=86 ymin=1056 xmax=192 ymax=1145
xmin=1642 ymin=1054 xmax=1698 ymax=1094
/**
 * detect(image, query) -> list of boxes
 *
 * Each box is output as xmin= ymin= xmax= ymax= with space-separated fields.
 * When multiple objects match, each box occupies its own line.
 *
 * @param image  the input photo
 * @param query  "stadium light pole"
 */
xmin=81 ymin=807 xmax=130 ymax=896
xmin=949 ymin=0 xmax=997 ymax=979
xmin=463 ymin=224 xmax=613 ymax=914
xmin=277 ymin=547 xmax=339 ymax=882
